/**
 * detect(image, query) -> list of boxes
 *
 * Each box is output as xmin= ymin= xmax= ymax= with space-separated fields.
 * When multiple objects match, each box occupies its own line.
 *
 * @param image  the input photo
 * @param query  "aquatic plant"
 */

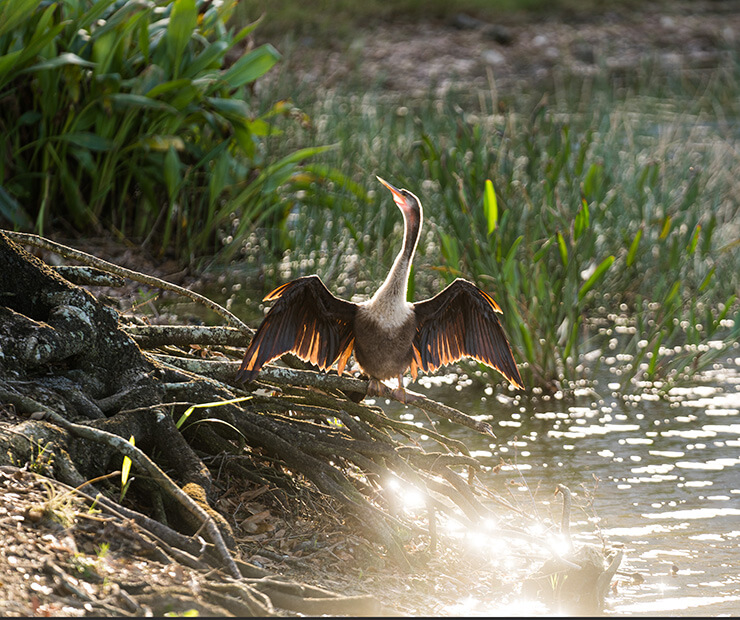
xmin=237 ymin=59 xmax=740 ymax=394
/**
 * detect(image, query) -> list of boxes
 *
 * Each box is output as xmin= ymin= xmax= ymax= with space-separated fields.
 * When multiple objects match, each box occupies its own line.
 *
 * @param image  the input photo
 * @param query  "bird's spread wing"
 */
xmin=412 ymin=278 xmax=523 ymax=389
xmin=236 ymin=275 xmax=356 ymax=383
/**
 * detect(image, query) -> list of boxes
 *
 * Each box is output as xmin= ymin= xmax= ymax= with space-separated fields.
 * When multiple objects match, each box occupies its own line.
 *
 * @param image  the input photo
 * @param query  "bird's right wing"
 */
xmin=236 ymin=275 xmax=357 ymax=383
xmin=412 ymin=278 xmax=523 ymax=389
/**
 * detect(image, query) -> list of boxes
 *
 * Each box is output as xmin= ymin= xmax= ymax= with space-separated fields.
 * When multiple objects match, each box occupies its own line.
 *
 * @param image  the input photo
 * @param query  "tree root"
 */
xmin=0 ymin=229 xmax=620 ymax=614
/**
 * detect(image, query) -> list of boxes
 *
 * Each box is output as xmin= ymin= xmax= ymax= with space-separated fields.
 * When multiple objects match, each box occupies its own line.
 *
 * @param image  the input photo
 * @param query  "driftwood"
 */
xmin=0 ymin=229 xmax=620 ymax=615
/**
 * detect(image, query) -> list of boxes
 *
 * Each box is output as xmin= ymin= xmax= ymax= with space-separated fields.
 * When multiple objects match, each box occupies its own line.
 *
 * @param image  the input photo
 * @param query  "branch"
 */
xmin=4 ymin=231 xmax=252 ymax=335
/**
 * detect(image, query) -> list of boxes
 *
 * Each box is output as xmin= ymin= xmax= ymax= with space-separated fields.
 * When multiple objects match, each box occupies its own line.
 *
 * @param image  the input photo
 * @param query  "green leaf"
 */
xmin=664 ymin=280 xmax=681 ymax=305
xmin=167 ymin=0 xmax=197 ymax=77
xmin=556 ymin=231 xmax=568 ymax=267
xmin=698 ymin=267 xmax=715 ymax=292
xmin=139 ymin=135 xmax=186 ymax=151
xmin=23 ymin=52 xmax=96 ymax=72
xmin=145 ymin=78 xmax=193 ymax=98
xmin=519 ymin=321 xmax=534 ymax=363
xmin=687 ymin=223 xmax=701 ymax=254
xmin=407 ymin=263 xmax=415 ymax=303
xmin=483 ymin=178 xmax=498 ymax=235
xmin=574 ymin=200 xmax=589 ymax=240
xmin=58 ymin=132 xmax=114 ymax=151
xmin=583 ymin=163 xmax=603 ymax=200
xmin=185 ymin=40 xmax=228 ymax=77
xmin=222 ymin=44 xmax=280 ymax=88
xmin=659 ymin=215 xmax=671 ymax=239
xmin=533 ymin=236 xmax=554 ymax=263
xmin=626 ymin=227 xmax=642 ymax=267
xmin=121 ymin=435 xmax=134 ymax=487
xmin=209 ymin=149 xmax=231 ymax=208
xmin=108 ymin=93 xmax=177 ymax=112
xmin=439 ymin=231 xmax=460 ymax=267
xmin=0 ymin=50 xmax=23 ymax=81
xmin=164 ymin=145 xmax=181 ymax=202
xmin=0 ymin=185 xmax=33 ymax=228
xmin=0 ymin=0 xmax=39 ymax=38
xmin=176 ymin=396 xmax=253 ymax=429
xmin=578 ymin=255 xmax=614 ymax=301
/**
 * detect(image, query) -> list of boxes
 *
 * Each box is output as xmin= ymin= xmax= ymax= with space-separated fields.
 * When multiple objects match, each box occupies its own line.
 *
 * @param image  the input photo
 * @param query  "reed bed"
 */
xmin=240 ymin=53 xmax=740 ymax=394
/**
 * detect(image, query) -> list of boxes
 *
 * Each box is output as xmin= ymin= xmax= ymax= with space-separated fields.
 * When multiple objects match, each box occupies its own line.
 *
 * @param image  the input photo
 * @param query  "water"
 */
xmin=169 ymin=286 xmax=738 ymax=614
xmin=406 ymin=355 xmax=740 ymax=616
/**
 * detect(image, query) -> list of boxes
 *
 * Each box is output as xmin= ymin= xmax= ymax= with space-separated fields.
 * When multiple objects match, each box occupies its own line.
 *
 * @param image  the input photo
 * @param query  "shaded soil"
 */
xmin=277 ymin=0 xmax=740 ymax=99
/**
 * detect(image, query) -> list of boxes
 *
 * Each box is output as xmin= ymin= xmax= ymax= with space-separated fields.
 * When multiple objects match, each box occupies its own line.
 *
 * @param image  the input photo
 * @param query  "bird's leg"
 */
xmin=365 ymin=378 xmax=387 ymax=399
xmin=365 ymin=377 xmax=422 ymax=404
xmin=391 ymin=374 xmax=408 ymax=404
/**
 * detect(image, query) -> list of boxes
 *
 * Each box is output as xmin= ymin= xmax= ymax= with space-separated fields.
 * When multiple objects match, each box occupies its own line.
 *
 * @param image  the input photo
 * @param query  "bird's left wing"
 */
xmin=236 ymin=275 xmax=356 ymax=383
xmin=412 ymin=278 xmax=523 ymax=389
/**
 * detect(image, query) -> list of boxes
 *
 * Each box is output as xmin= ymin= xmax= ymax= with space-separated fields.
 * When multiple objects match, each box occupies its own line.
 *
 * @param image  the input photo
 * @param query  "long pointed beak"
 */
xmin=376 ymin=176 xmax=406 ymax=209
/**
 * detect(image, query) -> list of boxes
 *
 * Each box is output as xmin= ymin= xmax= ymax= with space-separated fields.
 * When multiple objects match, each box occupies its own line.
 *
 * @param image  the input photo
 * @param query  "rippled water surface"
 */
xmin=408 ymin=355 xmax=740 ymax=616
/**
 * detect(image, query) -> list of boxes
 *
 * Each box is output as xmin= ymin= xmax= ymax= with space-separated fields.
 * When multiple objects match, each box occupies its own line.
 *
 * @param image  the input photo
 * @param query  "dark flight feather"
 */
xmin=236 ymin=275 xmax=356 ymax=383
xmin=412 ymin=278 xmax=523 ymax=389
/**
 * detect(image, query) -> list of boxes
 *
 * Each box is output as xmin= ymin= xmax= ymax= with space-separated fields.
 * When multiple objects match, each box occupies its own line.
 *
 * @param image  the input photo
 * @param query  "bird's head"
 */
xmin=376 ymin=176 xmax=422 ymax=221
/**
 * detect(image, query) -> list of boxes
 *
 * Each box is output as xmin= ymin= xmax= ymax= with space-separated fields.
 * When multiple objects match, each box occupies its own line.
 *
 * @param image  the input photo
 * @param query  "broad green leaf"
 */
xmin=578 ymin=255 xmax=614 ymax=301
xmin=146 ymin=78 xmax=192 ymax=98
xmin=483 ymin=178 xmax=498 ymax=235
xmin=206 ymin=96 xmax=249 ymax=117
xmin=519 ymin=321 xmax=534 ymax=363
xmin=439 ymin=231 xmax=459 ymax=267
xmin=228 ymin=17 xmax=263 ymax=50
xmin=0 ymin=50 xmax=22 ymax=82
xmin=407 ymin=263 xmax=415 ymax=303
xmin=23 ymin=52 xmax=95 ymax=72
xmin=0 ymin=0 xmax=39 ymax=38
xmin=167 ymin=0 xmax=197 ymax=77
xmin=139 ymin=135 xmax=185 ymax=151
xmin=222 ymin=44 xmax=280 ymax=88
xmin=108 ymin=93 xmax=177 ymax=112
xmin=58 ymin=132 xmax=114 ymax=151
xmin=185 ymin=40 xmax=227 ymax=77
xmin=626 ymin=227 xmax=642 ymax=267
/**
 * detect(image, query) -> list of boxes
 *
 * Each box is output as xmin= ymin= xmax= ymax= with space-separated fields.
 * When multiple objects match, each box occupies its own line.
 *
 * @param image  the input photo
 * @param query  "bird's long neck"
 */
xmin=371 ymin=204 xmax=422 ymax=305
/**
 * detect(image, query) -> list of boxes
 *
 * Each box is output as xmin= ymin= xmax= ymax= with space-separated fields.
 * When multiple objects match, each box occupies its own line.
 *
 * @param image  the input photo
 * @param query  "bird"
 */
xmin=236 ymin=176 xmax=523 ymax=401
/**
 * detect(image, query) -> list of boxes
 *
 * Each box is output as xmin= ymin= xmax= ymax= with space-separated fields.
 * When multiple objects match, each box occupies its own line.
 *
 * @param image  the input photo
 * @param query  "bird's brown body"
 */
xmin=353 ymin=306 xmax=416 ymax=382
xmin=236 ymin=177 xmax=523 ymax=398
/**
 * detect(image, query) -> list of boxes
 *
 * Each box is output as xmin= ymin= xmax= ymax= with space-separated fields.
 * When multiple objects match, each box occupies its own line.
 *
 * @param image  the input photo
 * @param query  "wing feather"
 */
xmin=236 ymin=275 xmax=356 ymax=383
xmin=413 ymin=278 xmax=523 ymax=389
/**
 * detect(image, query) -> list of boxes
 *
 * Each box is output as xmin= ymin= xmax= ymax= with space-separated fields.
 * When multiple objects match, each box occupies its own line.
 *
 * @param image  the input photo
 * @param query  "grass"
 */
xmin=233 ymin=42 xmax=740 ymax=395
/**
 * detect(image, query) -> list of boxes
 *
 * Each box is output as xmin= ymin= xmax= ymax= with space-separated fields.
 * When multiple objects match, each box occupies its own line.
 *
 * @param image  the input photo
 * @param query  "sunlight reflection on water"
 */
xmin=413 ymin=354 xmax=740 ymax=616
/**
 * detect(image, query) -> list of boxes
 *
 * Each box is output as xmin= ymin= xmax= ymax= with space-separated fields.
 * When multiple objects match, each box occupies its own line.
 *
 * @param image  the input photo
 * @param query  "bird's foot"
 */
xmin=365 ymin=379 xmax=422 ymax=404
xmin=390 ymin=386 xmax=422 ymax=404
